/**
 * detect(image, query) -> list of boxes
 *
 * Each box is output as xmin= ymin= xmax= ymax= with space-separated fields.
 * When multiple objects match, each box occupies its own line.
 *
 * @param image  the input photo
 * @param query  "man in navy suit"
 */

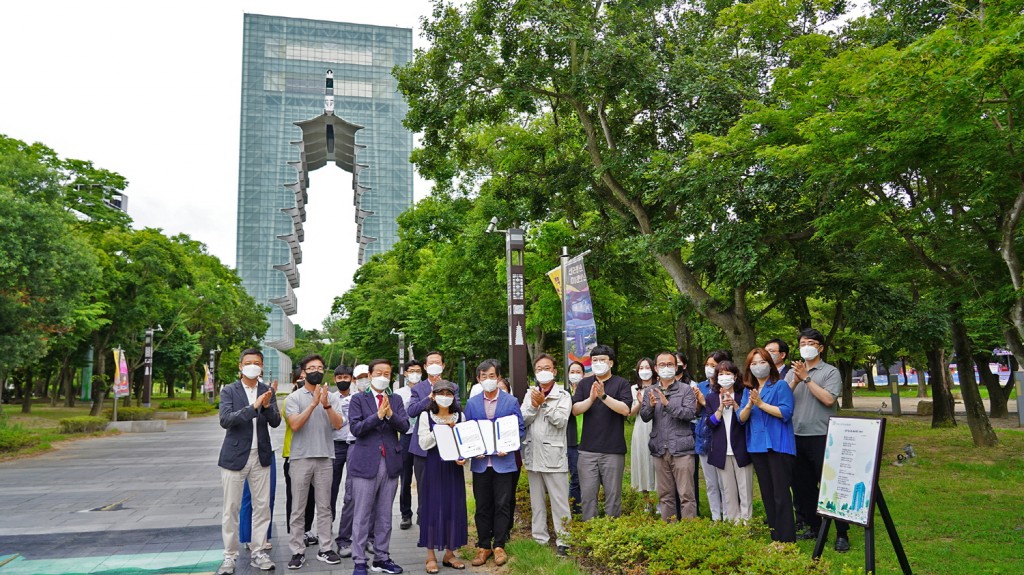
xmin=217 ymin=348 xmax=281 ymax=575
xmin=348 ymin=358 xmax=410 ymax=575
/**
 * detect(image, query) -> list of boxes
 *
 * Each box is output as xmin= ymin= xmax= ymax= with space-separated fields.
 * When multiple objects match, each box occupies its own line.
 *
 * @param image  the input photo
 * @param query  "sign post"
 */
xmin=887 ymin=374 xmax=902 ymax=416
xmin=505 ymin=228 xmax=528 ymax=400
xmin=812 ymin=416 xmax=912 ymax=574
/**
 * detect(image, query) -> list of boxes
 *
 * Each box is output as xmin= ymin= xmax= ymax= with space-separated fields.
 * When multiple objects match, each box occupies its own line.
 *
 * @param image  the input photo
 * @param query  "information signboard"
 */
xmin=817 ymin=416 xmax=886 ymax=527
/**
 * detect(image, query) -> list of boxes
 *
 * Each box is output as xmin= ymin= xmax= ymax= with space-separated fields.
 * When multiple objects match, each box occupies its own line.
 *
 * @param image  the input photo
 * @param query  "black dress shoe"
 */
xmin=400 ymin=517 xmax=412 ymax=530
xmin=834 ymin=536 xmax=851 ymax=553
xmin=795 ymin=527 xmax=816 ymax=540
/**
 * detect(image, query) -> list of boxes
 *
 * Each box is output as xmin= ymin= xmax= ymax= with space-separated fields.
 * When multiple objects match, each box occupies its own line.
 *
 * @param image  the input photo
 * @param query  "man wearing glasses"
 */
xmin=285 ymin=354 xmax=344 ymax=570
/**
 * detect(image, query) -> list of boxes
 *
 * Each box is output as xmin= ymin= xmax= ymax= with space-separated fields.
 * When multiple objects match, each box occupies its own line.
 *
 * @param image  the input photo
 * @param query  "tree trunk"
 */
xmin=949 ymin=308 xmax=998 ymax=446
xmin=166 ymin=371 xmax=176 ymax=399
xmin=190 ymin=365 xmax=199 ymax=401
xmin=21 ymin=366 xmax=33 ymax=414
xmin=864 ymin=362 xmax=876 ymax=391
xmin=900 ymin=357 xmax=909 ymax=386
xmin=838 ymin=359 xmax=854 ymax=409
xmin=89 ymin=338 xmax=108 ymax=417
xmin=974 ymin=354 xmax=1008 ymax=418
xmin=64 ymin=361 xmax=75 ymax=407
xmin=926 ymin=347 xmax=956 ymax=428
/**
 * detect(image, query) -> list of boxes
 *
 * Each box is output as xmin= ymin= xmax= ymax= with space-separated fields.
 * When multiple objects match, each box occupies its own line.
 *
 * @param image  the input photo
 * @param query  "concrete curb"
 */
xmin=154 ymin=411 xmax=189 ymax=420
xmin=106 ymin=420 xmax=167 ymax=432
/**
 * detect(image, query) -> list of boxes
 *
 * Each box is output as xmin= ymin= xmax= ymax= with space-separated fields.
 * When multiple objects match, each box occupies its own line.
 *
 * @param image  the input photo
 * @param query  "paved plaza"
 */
xmin=0 ymin=415 xmax=433 ymax=575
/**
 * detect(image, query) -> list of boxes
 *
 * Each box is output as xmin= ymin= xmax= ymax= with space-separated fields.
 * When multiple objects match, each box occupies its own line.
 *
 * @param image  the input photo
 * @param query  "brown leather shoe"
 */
xmin=471 ymin=548 xmax=492 ymax=567
xmin=493 ymin=547 xmax=508 ymax=566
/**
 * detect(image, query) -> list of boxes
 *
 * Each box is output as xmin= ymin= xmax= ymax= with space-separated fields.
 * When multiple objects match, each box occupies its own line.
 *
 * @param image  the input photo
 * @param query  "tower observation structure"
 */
xmin=236 ymin=14 xmax=413 ymax=378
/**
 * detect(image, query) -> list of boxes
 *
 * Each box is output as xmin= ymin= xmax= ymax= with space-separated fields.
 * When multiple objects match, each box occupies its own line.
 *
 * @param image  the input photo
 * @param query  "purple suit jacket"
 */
xmin=348 ymin=390 xmax=410 ymax=479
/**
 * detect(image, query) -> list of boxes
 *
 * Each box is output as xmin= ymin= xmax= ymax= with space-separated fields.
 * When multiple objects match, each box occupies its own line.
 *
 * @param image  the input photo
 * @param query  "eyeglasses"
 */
xmin=655 ymin=363 xmax=676 ymax=369
xmin=305 ymin=367 xmax=325 ymax=373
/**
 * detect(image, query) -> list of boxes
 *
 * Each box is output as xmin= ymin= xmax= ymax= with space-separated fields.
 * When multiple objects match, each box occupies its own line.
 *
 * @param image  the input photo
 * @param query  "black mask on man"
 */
xmin=336 ymin=380 xmax=351 ymax=392
xmin=306 ymin=372 xmax=324 ymax=385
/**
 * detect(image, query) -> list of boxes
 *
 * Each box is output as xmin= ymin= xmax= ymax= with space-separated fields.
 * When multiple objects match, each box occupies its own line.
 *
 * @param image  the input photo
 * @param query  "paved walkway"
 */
xmin=0 ymin=415 xmax=435 ymax=575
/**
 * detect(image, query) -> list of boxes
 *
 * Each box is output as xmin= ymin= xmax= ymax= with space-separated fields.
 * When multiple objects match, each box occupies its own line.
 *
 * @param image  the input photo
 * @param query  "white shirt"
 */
xmin=241 ymin=381 xmax=259 ymax=449
xmin=393 ymin=386 xmax=414 ymax=435
xmin=723 ymin=405 xmax=734 ymax=456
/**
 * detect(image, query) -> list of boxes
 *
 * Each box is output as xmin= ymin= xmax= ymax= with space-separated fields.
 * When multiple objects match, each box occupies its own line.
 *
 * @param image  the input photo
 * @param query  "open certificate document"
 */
xmin=432 ymin=421 xmax=489 ymax=461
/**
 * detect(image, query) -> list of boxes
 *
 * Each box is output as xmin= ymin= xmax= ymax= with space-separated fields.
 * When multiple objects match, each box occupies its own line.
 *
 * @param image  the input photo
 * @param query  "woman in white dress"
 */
xmin=629 ymin=357 xmax=657 ymax=510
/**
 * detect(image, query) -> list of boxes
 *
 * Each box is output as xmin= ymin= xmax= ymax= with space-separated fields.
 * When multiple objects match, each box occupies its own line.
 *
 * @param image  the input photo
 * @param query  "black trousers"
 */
xmin=750 ymin=451 xmax=796 ymax=542
xmin=399 ymin=434 xmax=415 ymax=520
xmin=413 ymin=454 xmax=426 ymax=524
xmin=283 ymin=457 xmax=315 ymax=534
xmin=329 ymin=441 xmax=350 ymax=520
xmin=472 ymin=467 xmax=518 ymax=549
xmin=794 ymin=435 xmax=849 ymax=537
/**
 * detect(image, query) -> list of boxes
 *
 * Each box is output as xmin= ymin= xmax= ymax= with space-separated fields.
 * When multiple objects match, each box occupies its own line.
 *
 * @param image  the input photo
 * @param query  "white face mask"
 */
xmin=638 ymin=369 xmax=653 ymax=381
xmin=750 ymin=363 xmax=772 ymax=380
xmin=568 ymin=373 xmax=583 ymax=385
xmin=241 ymin=364 xmax=262 ymax=380
xmin=718 ymin=375 xmax=735 ymax=389
xmin=406 ymin=372 xmax=422 ymax=384
xmin=370 ymin=376 xmax=389 ymax=391
xmin=426 ymin=364 xmax=444 ymax=376
xmin=704 ymin=366 xmax=716 ymax=380
xmin=535 ymin=371 xmax=555 ymax=384
xmin=355 ymin=379 xmax=370 ymax=392
xmin=657 ymin=367 xmax=676 ymax=380
xmin=435 ymin=395 xmax=454 ymax=408
xmin=800 ymin=345 xmax=820 ymax=360
xmin=481 ymin=378 xmax=498 ymax=393
xmin=592 ymin=361 xmax=610 ymax=376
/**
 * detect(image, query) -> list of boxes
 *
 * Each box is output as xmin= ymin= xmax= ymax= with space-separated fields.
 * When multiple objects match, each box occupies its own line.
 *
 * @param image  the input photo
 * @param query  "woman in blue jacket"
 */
xmin=739 ymin=347 xmax=797 ymax=542
xmin=706 ymin=360 xmax=753 ymax=523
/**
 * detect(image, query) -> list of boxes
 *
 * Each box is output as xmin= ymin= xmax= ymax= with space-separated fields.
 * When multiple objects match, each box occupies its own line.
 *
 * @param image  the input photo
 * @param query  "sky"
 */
xmin=0 ymin=0 xmax=437 ymax=330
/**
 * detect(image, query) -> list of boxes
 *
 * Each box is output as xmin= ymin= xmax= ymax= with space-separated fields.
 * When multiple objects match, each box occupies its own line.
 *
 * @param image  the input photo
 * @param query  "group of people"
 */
xmin=214 ymin=328 xmax=849 ymax=575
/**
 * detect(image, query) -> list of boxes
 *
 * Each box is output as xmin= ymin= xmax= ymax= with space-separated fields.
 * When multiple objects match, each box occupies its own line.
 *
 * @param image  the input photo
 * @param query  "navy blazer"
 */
xmin=218 ymin=380 xmax=282 ymax=471
xmin=348 ymin=390 xmax=410 ymax=479
xmin=706 ymin=387 xmax=751 ymax=469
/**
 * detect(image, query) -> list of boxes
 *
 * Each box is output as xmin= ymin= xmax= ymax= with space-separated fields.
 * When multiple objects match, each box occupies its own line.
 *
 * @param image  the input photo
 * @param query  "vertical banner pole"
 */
xmin=560 ymin=246 xmax=570 ymax=373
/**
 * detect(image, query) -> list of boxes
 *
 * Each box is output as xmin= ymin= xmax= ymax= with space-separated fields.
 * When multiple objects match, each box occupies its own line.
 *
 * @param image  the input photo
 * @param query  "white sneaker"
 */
xmin=250 ymin=551 xmax=275 ymax=571
xmin=216 ymin=557 xmax=236 ymax=575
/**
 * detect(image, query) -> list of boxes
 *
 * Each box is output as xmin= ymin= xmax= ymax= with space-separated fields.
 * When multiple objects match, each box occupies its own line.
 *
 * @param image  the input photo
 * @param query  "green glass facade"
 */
xmin=237 ymin=14 xmax=413 ymax=378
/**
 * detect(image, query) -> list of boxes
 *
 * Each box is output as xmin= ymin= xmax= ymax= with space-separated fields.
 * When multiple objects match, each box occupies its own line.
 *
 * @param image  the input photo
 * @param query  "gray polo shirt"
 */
xmin=286 ymin=386 xmax=341 ymax=459
xmin=786 ymin=360 xmax=841 ymax=436
xmin=331 ymin=391 xmax=353 ymax=442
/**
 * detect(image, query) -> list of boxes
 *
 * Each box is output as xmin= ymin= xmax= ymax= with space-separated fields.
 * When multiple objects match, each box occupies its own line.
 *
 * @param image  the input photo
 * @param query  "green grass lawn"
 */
xmin=0 ymin=403 xmax=116 ymax=459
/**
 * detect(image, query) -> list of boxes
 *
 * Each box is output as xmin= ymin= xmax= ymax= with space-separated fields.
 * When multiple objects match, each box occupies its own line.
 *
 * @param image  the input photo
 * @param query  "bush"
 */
xmin=567 ymin=514 xmax=832 ymax=575
xmin=104 ymin=407 xmax=156 ymax=421
xmin=59 ymin=416 xmax=109 ymax=434
xmin=158 ymin=399 xmax=216 ymax=415
xmin=0 ymin=418 xmax=39 ymax=453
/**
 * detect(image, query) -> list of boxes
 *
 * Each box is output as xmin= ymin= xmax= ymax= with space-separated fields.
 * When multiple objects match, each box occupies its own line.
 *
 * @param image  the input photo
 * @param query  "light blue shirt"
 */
xmin=741 ymin=379 xmax=796 ymax=456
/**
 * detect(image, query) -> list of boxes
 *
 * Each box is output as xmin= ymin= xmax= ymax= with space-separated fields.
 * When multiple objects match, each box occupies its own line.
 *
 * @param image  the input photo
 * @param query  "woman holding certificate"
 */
xmin=464 ymin=360 xmax=525 ymax=568
xmin=416 ymin=380 xmax=468 ymax=573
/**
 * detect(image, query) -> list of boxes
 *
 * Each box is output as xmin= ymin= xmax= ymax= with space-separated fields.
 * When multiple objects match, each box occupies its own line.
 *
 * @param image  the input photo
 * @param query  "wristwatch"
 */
xmin=600 ymin=393 xmax=608 ymax=401
xmin=801 ymin=376 xmax=811 ymax=384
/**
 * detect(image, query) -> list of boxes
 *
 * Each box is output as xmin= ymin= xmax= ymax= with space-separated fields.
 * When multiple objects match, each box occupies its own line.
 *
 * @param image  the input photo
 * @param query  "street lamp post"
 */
xmin=487 ymin=217 xmax=528 ymax=400
xmin=391 ymin=329 xmax=406 ymax=387
xmin=141 ymin=324 xmax=163 ymax=408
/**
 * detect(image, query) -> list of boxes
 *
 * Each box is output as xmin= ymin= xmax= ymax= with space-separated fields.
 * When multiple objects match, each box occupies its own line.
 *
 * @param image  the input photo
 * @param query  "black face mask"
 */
xmin=336 ymin=380 xmax=351 ymax=392
xmin=306 ymin=372 xmax=324 ymax=385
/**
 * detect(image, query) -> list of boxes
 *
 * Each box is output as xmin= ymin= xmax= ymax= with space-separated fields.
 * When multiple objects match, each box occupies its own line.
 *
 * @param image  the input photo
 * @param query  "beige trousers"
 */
xmin=718 ymin=455 xmax=754 ymax=522
xmin=221 ymin=448 xmax=271 ymax=559
xmin=654 ymin=453 xmax=695 ymax=520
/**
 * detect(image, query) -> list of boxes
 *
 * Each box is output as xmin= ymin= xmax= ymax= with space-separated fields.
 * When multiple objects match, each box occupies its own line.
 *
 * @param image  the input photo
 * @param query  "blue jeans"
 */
xmin=567 ymin=446 xmax=581 ymax=515
xmin=240 ymin=452 xmax=277 ymax=543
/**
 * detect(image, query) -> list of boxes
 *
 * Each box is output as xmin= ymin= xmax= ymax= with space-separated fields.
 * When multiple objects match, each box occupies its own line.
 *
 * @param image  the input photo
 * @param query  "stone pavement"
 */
xmin=0 ymin=415 xmax=441 ymax=575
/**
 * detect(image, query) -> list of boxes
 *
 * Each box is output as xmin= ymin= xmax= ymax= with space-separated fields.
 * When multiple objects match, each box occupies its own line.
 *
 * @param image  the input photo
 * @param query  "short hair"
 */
xmin=711 ymin=360 xmax=742 ymax=392
xmin=589 ymin=344 xmax=616 ymax=362
xmin=799 ymin=328 xmax=826 ymax=346
xmin=334 ymin=365 xmax=353 ymax=376
xmin=533 ymin=353 xmax=556 ymax=368
xmin=367 ymin=358 xmax=392 ymax=374
xmin=568 ymin=361 xmax=585 ymax=373
xmin=424 ymin=350 xmax=444 ymax=363
xmin=404 ymin=359 xmax=424 ymax=371
xmin=476 ymin=359 xmax=502 ymax=378
xmin=765 ymin=338 xmax=789 ymax=356
xmin=240 ymin=348 xmax=263 ymax=362
xmin=299 ymin=354 xmax=324 ymax=370
xmin=742 ymin=348 xmax=781 ymax=389
xmin=706 ymin=349 xmax=732 ymax=364
xmin=654 ymin=351 xmax=676 ymax=365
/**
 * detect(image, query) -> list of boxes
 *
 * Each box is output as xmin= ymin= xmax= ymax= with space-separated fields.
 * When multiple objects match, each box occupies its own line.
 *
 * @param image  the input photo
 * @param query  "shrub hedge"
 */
xmin=0 ymin=419 xmax=39 ymax=453
xmin=103 ymin=407 xmax=156 ymax=421
xmin=567 ymin=514 xmax=833 ymax=575
xmin=158 ymin=400 xmax=216 ymax=415
xmin=59 ymin=416 xmax=110 ymax=434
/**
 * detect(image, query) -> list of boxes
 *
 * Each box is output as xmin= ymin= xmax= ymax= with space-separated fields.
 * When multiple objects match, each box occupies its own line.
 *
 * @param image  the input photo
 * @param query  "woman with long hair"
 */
xmin=739 ymin=347 xmax=797 ymax=542
xmin=629 ymin=357 xmax=657 ymax=510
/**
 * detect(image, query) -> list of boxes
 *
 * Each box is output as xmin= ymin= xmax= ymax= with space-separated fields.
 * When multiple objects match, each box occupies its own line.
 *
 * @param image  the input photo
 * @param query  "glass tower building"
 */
xmin=236 ymin=14 xmax=413 ymax=379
